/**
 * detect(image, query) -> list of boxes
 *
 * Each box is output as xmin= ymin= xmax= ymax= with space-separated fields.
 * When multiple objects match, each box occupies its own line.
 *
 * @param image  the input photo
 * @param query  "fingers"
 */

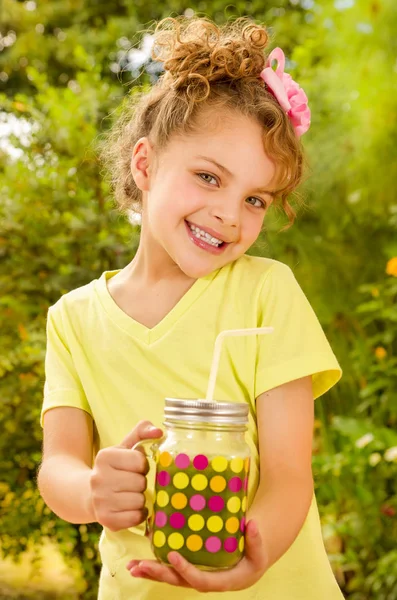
xmin=119 ymin=421 xmax=163 ymax=450
xmin=97 ymin=508 xmax=148 ymax=532
xmin=111 ymin=491 xmax=146 ymax=512
xmin=96 ymin=447 xmax=148 ymax=475
xmin=244 ymin=519 xmax=268 ymax=572
xmin=91 ymin=459 xmax=147 ymax=492
xmin=129 ymin=560 xmax=189 ymax=587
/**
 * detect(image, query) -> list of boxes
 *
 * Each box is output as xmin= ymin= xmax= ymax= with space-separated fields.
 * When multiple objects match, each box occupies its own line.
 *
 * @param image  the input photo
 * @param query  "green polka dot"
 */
xmin=173 ymin=472 xmax=189 ymax=490
xmin=230 ymin=457 xmax=244 ymax=473
xmin=207 ymin=515 xmax=223 ymax=533
xmin=211 ymin=456 xmax=228 ymax=472
xmin=168 ymin=532 xmax=185 ymax=550
xmin=156 ymin=490 xmax=169 ymax=508
xmin=188 ymin=514 xmax=205 ymax=532
xmin=191 ymin=474 xmax=208 ymax=491
xmin=153 ymin=530 xmax=166 ymax=548
xmin=227 ymin=496 xmax=241 ymax=514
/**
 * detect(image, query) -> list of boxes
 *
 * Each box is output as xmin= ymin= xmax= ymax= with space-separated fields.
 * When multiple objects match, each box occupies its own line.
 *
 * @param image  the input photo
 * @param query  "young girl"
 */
xmin=39 ymin=15 xmax=344 ymax=600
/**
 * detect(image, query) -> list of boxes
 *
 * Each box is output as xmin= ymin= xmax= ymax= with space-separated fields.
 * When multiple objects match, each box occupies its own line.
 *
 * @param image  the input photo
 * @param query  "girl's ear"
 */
xmin=130 ymin=137 xmax=154 ymax=192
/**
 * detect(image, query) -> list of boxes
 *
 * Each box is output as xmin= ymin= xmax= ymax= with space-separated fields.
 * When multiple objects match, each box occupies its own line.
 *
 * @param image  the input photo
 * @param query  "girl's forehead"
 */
xmin=166 ymin=113 xmax=276 ymax=182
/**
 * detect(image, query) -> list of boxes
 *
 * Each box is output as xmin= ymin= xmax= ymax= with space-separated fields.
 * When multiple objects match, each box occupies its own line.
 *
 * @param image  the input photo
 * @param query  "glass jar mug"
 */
xmin=135 ymin=398 xmax=251 ymax=571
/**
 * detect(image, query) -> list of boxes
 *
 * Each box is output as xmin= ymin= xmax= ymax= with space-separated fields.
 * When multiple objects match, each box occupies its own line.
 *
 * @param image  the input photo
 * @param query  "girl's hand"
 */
xmin=126 ymin=519 xmax=268 ymax=592
xmin=89 ymin=421 xmax=163 ymax=532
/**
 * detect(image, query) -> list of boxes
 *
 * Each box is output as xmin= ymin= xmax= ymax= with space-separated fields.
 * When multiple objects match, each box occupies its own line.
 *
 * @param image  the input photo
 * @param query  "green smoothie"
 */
xmin=150 ymin=450 xmax=249 ymax=570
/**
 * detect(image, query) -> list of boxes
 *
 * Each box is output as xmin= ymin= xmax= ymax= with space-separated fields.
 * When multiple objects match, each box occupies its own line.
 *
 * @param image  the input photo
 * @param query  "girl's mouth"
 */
xmin=184 ymin=220 xmax=229 ymax=255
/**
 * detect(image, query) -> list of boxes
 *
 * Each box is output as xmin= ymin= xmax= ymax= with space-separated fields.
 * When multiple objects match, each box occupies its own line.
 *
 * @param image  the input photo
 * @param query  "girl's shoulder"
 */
xmin=225 ymin=254 xmax=295 ymax=289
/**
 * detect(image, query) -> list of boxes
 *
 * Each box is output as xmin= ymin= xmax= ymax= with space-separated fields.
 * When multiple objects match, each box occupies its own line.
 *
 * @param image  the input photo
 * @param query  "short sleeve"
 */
xmin=41 ymin=303 xmax=93 ymax=426
xmin=254 ymin=262 xmax=342 ymax=400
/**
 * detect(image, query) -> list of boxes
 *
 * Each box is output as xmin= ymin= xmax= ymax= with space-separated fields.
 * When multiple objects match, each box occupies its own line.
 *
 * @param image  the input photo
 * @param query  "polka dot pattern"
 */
xmin=151 ymin=451 xmax=250 ymax=569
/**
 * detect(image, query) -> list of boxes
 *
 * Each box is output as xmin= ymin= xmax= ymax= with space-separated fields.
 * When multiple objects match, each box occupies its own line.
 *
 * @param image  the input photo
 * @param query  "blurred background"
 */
xmin=1 ymin=0 xmax=396 ymax=598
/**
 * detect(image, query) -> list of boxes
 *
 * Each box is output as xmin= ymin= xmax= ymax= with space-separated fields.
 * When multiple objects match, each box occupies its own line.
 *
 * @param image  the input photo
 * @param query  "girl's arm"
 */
xmin=38 ymin=407 xmax=163 ymax=528
xmin=248 ymin=375 xmax=314 ymax=569
xmin=38 ymin=407 xmax=97 ymax=524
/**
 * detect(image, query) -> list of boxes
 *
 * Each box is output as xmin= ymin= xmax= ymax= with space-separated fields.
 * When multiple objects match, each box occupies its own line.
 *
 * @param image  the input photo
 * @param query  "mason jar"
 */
xmin=137 ymin=398 xmax=251 ymax=570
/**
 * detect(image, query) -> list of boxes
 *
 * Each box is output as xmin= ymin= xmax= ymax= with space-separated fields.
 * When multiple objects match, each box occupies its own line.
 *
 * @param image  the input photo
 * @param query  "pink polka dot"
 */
xmin=154 ymin=511 xmax=167 ymax=527
xmin=193 ymin=454 xmax=209 ymax=470
xmin=228 ymin=476 xmax=242 ymax=492
xmin=205 ymin=536 xmax=221 ymax=553
xmin=240 ymin=517 xmax=246 ymax=532
xmin=224 ymin=537 xmax=238 ymax=553
xmin=169 ymin=513 xmax=186 ymax=529
xmin=157 ymin=471 xmax=171 ymax=486
xmin=243 ymin=476 xmax=249 ymax=492
xmin=175 ymin=453 xmax=190 ymax=469
xmin=189 ymin=494 xmax=206 ymax=511
xmin=208 ymin=496 xmax=225 ymax=512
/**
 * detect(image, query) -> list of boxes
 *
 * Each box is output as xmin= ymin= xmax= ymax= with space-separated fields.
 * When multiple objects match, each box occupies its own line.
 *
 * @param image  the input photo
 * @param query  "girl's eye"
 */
xmin=246 ymin=197 xmax=266 ymax=209
xmin=197 ymin=172 xmax=218 ymax=185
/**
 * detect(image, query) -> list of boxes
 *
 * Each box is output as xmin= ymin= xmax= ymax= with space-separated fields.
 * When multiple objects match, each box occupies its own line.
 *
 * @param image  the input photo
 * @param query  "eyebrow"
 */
xmin=195 ymin=155 xmax=277 ymax=198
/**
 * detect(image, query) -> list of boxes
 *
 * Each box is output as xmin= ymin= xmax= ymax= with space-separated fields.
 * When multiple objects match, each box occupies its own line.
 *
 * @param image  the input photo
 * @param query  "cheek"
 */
xmin=241 ymin=213 xmax=264 ymax=242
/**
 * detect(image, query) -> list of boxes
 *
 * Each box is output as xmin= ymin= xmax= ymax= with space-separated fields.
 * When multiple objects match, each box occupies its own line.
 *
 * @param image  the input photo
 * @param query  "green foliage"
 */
xmin=1 ymin=0 xmax=396 ymax=597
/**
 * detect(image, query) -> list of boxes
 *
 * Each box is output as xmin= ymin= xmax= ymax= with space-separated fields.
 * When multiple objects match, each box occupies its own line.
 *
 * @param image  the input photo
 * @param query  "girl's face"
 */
xmin=133 ymin=110 xmax=277 ymax=279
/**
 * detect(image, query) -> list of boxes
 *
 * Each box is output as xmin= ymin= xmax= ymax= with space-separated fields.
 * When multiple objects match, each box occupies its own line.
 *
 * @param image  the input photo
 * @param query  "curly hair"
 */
xmin=100 ymin=16 xmax=307 ymax=224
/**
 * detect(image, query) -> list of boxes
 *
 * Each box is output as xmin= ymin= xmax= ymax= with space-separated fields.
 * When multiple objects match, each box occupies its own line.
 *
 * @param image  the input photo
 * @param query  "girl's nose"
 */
xmin=209 ymin=200 xmax=240 ymax=228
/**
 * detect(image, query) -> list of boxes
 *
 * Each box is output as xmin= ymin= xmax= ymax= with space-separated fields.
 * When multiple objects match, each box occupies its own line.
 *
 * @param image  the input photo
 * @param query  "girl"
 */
xmin=38 ymin=15 xmax=344 ymax=600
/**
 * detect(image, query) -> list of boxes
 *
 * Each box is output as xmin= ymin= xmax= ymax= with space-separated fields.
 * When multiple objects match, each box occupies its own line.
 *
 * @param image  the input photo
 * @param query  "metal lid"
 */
xmin=164 ymin=398 xmax=249 ymax=426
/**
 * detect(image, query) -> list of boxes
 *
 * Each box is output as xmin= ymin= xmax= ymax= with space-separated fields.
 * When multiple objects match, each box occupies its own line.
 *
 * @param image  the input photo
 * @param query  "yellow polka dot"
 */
xmin=159 ymin=452 xmax=173 ymax=467
xmin=244 ymin=457 xmax=250 ymax=473
xmin=173 ymin=472 xmax=189 ymax=490
xmin=171 ymin=492 xmax=188 ymax=510
xmin=211 ymin=456 xmax=228 ymax=472
xmin=186 ymin=534 xmax=203 ymax=552
xmin=239 ymin=536 xmax=245 ymax=553
xmin=230 ymin=457 xmax=244 ymax=474
xmin=191 ymin=474 xmax=208 ymax=491
xmin=188 ymin=514 xmax=205 ymax=532
xmin=225 ymin=516 xmax=239 ymax=534
xmin=242 ymin=496 xmax=247 ymax=512
xmin=227 ymin=496 xmax=241 ymax=514
xmin=210 ymin=475 xmax=226 ymax=493
xmin=153 ymin=530 xmax=166 ymax=548
xmin=207 ymin=515 xmax=223 ymax=533
xmin=156 ymin=490 xmax=169 ymax=508
xmin=168 ymin=532 xmax=185 ymax=550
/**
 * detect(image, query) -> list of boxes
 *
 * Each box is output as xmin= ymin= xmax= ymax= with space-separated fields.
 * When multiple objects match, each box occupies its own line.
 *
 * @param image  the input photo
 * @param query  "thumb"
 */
xmin=244 ymin=519 xmax=268 ymax=571
xmin=118 ymin=420 xmax=163 ymax=449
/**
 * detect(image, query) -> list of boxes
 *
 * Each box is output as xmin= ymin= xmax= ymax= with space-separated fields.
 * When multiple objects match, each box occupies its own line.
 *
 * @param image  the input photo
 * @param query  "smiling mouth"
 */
xmin=184 ymin=220 xmax=229 ymax=254
xmin=185 ymin=221 xmax=225 ymax=247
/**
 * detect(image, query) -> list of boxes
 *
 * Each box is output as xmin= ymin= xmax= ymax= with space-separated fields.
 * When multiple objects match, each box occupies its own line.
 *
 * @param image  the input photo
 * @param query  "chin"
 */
xmin=177 ymin=260 xmax=222 ymax=279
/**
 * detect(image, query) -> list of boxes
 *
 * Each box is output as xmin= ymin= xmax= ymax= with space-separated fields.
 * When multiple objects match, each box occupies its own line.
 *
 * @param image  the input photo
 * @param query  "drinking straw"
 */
xmin=205 ymin=327 xmax=274 ymax=403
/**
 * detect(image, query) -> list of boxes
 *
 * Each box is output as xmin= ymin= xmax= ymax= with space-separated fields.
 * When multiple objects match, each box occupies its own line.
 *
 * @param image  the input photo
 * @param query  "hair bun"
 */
xmin=152 ymin=16 xmax=269 ymax=100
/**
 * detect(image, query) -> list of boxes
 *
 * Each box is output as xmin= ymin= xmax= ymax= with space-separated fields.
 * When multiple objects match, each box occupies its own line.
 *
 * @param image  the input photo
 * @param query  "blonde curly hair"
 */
xmin=100 ymin=15 xmax=307 ymax=224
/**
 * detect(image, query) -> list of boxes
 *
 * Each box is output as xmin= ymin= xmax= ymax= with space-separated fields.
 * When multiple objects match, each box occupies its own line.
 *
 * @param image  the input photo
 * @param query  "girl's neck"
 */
xmin=124 ymin=222 xmax=195 ymax=289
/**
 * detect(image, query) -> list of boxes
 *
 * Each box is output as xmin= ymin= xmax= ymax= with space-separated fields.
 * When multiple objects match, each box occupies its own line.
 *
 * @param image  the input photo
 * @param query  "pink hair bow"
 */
xmin=260 ymin=48 xmax=311 ymax=138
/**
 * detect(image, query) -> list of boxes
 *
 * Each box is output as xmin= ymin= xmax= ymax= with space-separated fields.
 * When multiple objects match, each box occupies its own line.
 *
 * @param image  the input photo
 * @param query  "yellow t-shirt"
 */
xmin=42 ymin=255 xmax=344 ymax=600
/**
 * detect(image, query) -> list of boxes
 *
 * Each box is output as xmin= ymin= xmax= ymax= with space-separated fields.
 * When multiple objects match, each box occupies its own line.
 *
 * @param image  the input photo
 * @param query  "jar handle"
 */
xmin=131 ymin=438 xmax=161 ymax=536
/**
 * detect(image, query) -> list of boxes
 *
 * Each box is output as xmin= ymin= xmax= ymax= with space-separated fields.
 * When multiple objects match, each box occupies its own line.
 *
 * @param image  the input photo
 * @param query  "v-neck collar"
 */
xmin=94 ymin=268 xmax=220 ymax=345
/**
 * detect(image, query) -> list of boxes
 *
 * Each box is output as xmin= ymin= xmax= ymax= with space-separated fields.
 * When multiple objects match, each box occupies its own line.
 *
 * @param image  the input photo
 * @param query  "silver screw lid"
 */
xmin=164 ymin=398 xmax=249 ymax=426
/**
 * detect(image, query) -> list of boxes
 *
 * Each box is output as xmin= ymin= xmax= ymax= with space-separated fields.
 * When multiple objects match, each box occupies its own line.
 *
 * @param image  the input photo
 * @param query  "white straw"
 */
xmin=205 ymin=327 xmax=274 ymax=402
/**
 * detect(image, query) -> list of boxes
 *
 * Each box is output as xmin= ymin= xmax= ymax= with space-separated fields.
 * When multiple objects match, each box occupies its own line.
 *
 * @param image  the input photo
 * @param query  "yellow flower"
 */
xmin=386 ymin=257 xmax=397 ymax=277
xmin=375 ymin=347 xmax=387 ymax=360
